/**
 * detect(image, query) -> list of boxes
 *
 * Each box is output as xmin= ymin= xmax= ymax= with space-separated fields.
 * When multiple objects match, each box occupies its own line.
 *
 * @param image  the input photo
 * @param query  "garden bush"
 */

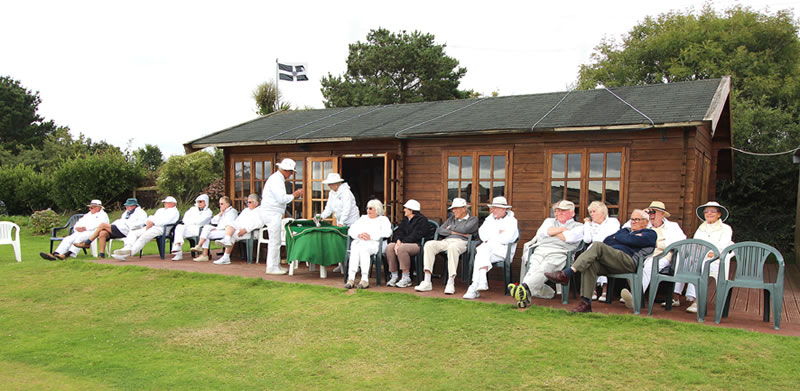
xmin=0 ymin=164 xmax=48 ymax=215
xmin=50 ymin=152 xmax=142 ymax=211
xmin=157 ymin=151 xmax=219 ymax=205
xmin=30 ymin=208 xmax=61 ymax=235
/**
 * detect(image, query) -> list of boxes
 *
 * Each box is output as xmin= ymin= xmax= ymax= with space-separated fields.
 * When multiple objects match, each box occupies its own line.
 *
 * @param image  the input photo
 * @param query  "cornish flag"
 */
xmin=278 ymin=63 xmax=308 ymax=81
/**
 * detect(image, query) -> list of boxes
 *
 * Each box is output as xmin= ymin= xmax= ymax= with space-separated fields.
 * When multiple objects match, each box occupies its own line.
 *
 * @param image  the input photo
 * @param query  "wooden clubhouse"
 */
xmin=185 ymin=76 xmax=733 ymax=274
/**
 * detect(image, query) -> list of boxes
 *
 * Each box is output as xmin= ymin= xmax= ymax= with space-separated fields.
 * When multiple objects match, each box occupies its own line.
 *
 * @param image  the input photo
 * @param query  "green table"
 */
xmin=285 ymin=220 xmax=349 ymax=266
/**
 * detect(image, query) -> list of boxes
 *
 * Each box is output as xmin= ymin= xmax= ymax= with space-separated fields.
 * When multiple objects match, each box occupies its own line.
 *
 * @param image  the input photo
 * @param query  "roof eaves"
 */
xmin=703 ymin=75 xmax=732 ymax=136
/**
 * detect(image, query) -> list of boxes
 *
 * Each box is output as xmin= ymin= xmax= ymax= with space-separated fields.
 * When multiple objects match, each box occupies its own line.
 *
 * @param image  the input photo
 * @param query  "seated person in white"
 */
xmin=111 ymin=196 xmax=180 ymax=261
xmin=40 ymin=199 xmax=109 ymax=260
xmin=170 ymin=194 xmax=213 ymax=261
xmin=190 ymin=196 xmax=238 ymax=262
xmin=672 ymin=201 xmax=733 ymax=314
xmin=73 ymin=197 xmax=147 ymax=258
xmin=463 ymin=196 xmax=519 ymax=300
xmin=212 ymin=193 xmax=264 ymax=265
xmin=345 ymin=199 xmax=393 ymax=289
xmin=512 ymin=200 xmax=583 ymax=306
xmin=583 ymin=201 xmax=621 ymax=301
xmin=630 ymin=201 xmax=686 ymax=306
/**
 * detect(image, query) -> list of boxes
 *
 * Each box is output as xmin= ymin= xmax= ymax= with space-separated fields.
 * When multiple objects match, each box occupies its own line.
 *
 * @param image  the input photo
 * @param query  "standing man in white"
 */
xmin=261 ymin=158 xmax=304 ymax=275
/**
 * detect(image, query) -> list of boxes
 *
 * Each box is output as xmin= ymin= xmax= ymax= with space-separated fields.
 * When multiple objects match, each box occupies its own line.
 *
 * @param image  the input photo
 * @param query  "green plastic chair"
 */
xmin=49 ymin=213 xmax=89 ymax=255
xmin=714 ymin=242 xmax=784 ymax=330
xmin=466 ymin=237 xmax=519 ymax=295
xmin=647 ymin=239 xmax=718 ymax=322
xmin=605 ymin=246 xmax=655 ymax=314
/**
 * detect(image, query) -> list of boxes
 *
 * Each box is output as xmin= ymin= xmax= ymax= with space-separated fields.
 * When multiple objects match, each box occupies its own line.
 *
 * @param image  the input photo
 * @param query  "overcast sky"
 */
xmin=3 ymin=0 xmax=797 ymax=156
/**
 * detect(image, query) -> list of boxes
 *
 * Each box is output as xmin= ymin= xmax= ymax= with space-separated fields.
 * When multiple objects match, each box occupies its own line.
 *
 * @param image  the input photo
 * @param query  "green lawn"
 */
xmin=1 ymin=225 xmax=799 ymax=390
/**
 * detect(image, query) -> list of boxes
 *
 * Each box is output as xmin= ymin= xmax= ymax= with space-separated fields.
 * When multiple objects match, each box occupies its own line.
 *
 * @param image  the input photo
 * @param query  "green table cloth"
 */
xmin=285 ymin=219 xmax=349 ymax=266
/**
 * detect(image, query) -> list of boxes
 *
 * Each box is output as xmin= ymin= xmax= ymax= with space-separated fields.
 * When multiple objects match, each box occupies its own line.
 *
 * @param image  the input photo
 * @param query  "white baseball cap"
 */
xmin=403 ymin=200 xmax=421 ymax=211
xmin=277 ymin=158 xmax=296 ymax=171
xmin=161 ymin=196 xmax=177 ymax=203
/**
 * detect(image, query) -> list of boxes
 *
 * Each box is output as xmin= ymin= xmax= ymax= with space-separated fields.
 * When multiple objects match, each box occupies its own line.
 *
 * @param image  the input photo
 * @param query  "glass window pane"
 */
xmin=294 ymin=161 xmax=303 ymax=177
xmin=588 ymin=181 xmax=603 ymax=203
xmin=255 ymin=181 xmax=263 ymax=195
xmin=448 ymin=157 xmax=459 ymax=179
xmin=567 ymin=153 xmax=582 ymax=178
xmin=551 ymin=181 xmax=564 ymax=204
xmin=242 ymin=162 xmax=250 ymax=180
xmin=567 ymin=180 xmax=581 ymax=204
xmin=605 ymin=180 xmax=620 ymax=206
xmin=493 ymin=181 xmax=505 ymax=198
xmin=255 ymin=162 xmax=263 ymax=180
xmin=479 ymin=181 xmax=491 ymax=204
xmin=461 ymin=182 xmax=472 ymax=202
xmin=234 ymin=181 xmax=242 ymax=198
xmin=448 ymin=181 xmax=459 ymax=201
xmin=551 ymin=154 xmax=565 ymax=178
xmin=608 ymin=207 xmax=619 ymax=218
xmin=494 ymin=155 xmax=505 ymax=179
xmin=235 ymin=162 xmax=242 ymax=179
xmin=606 ymin=153 xmax=621 ymax=177
xmin=312 ymin=161 xmax=321 ymax=180
xmin=479 ymin=156 xmax=491 ymax=179
xmin=312 ymin=202 xmax=322 ymax=216
xmin=478 ymin=208 xmax=490 ymax=224
xmin=265 ymin=161 xmax=272 ymax=175
xmin=589 ymin=153 xmax=604 ymax=178
xmin=323 ymin=160 xmax=333 ymax=174
xmin=312 ymin=181 xmax=322 ymax=199
xmin=243 ymin=181 xmax=250 ymax=196
xmin=461 ymin=156 xmax=472 ymax=179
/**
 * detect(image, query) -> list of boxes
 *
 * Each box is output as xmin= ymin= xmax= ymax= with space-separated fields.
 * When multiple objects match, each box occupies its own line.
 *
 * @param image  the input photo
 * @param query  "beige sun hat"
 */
xmin=87 ymin=199 xmax=103 ymax=209
xmin=487 ymin=196 xmax=512 ymax=209
xmin=554 ymin=200 xmax=575 ymax=211
xmin=448 ymin=197 xmax=469 ymax=209
xmin=646 ymin=201 xmax=671 ymax=218
xmin=696 ymin=201 xmax=729 ymax=222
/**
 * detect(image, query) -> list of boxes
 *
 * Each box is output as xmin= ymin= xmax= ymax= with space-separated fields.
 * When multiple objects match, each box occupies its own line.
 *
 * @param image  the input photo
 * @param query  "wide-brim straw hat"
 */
xmin=87 ymin=199 xmax=103 ymax=209
xmin=696 ymin=201 xmax=729 ymax=222
xmin=646 ymin=201 xmax=671 ymax=218
xmin=276 ymin=158 xmax=296 ymax=171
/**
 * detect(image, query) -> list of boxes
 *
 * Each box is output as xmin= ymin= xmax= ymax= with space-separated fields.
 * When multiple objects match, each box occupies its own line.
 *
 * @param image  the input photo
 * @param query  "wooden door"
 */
xmin=307 ymin=157 xmax=338 ymax=221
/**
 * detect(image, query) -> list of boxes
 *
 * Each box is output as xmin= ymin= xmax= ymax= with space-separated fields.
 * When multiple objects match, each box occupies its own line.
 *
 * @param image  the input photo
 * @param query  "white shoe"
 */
xmin=686 ymin=302 xmax=698 ymax=313
xmin=462 ymin=284 xmax=480 ymax=299
xmin=215 ymin=239 xmax=233 ymax=248
xmin=190 ymin=244 xmax=203 ymax=252
xmin=396 ymin=277 xmax=412 ymax=288
xmin=415 ymin=281 xmax=432 ymax=292
xmin=661 ymin=299 xmax=681 ymax=307
xmin=111 ymin=254 xmax=127 ymax=261
xmin=114 ymin=248 xmax=131 ymax=256
xmin=171 ymin=244 xmax=182 ymax=254
xmin=333 ymin=264 xmax=342 ymax=273
xmin=171 ymin=253 xmax=183 ymax=261
xmin=192 ymin=255 xmax=209 ymax=262
xmin=476 ymin=281 xmax=489 ymax=291
xmin=620 ymin=288 xmax=634 ymax=309
xmin=213 ymin=258 xmax=231 ymax=265
xmin=444 ymin=280 xmax=455 ymax=295
xmin=387 ymin=275 xmax=399 ymax=287
xmin=266 ymin=267 xmax=288 ymax=275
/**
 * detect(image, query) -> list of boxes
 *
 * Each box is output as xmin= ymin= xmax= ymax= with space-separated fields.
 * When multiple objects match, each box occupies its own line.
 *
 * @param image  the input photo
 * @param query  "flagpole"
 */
xmin=275 ymin=58 xmax=280 ymax=111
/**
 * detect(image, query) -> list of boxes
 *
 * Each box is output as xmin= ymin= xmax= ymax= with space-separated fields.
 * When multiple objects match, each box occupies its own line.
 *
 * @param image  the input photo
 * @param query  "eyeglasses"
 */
xmin=367 ymin=207 xmax=375 ymax=210
xmin=247 ymin=201 xmax=257 ymax=204
xmin=647 ymin=210 xmax=656 ymax=215
xmin=630 ymin=218 xmax=648 ymax=222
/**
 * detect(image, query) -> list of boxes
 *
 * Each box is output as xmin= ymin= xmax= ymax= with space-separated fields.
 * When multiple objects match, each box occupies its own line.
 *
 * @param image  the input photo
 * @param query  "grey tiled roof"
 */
xmin=187 ymin=78 xmax=727 ymax=147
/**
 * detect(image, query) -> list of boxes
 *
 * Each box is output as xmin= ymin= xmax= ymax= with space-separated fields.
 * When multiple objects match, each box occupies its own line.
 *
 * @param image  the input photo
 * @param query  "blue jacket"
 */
xmin=602 ymin=227 xmax=657 ymax=257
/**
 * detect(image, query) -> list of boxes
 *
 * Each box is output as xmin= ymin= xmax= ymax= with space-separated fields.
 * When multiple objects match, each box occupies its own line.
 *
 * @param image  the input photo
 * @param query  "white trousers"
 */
xmin=123 ymin=226 xmax=165 ymax=255
xmin=56 ymin=231 xmax=93 ymax=257
xmin=471 ymin=242 xmax=508 ymax=282
xmin=348 ymin=239 xmax=380 ymax=281
xmin=171 ymin=224 xmax=201 ymax=249
xmin=522 ymin=246 xmax=568 ymax=299
xmin=199 ymin=226 xmax=225 ymax=249
xmin=674 ymin=259 xmax=721 ymax=300
xmin=261 ymin=211 xmax=283 ymax=270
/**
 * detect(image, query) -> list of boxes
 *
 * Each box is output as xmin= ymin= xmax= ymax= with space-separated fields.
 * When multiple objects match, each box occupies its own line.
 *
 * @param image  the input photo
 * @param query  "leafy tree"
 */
xmin=577 ymin=4 xmax=800 ymax=256
xmin=252 ymin=80 xmax=291 ymax=115
xmin=0 ymin=165 xmax=53 ymax=214
xmin=0 ymin=128 xmax=121 ymax=172
xmin=133 ymin=144 xmax=164 ymax=172
xmin=0 ymin=76 xmax=58 ymax=150
xmin=320 ymin=28 xmax=468 ymax=107
xmin=157 ymin=151 xmax=219 ymax=205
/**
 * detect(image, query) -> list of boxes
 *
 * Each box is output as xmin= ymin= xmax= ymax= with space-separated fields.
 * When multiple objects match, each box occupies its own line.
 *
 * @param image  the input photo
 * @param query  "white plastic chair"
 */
xmin=0 ymin=221 xmax=22 ymax=262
